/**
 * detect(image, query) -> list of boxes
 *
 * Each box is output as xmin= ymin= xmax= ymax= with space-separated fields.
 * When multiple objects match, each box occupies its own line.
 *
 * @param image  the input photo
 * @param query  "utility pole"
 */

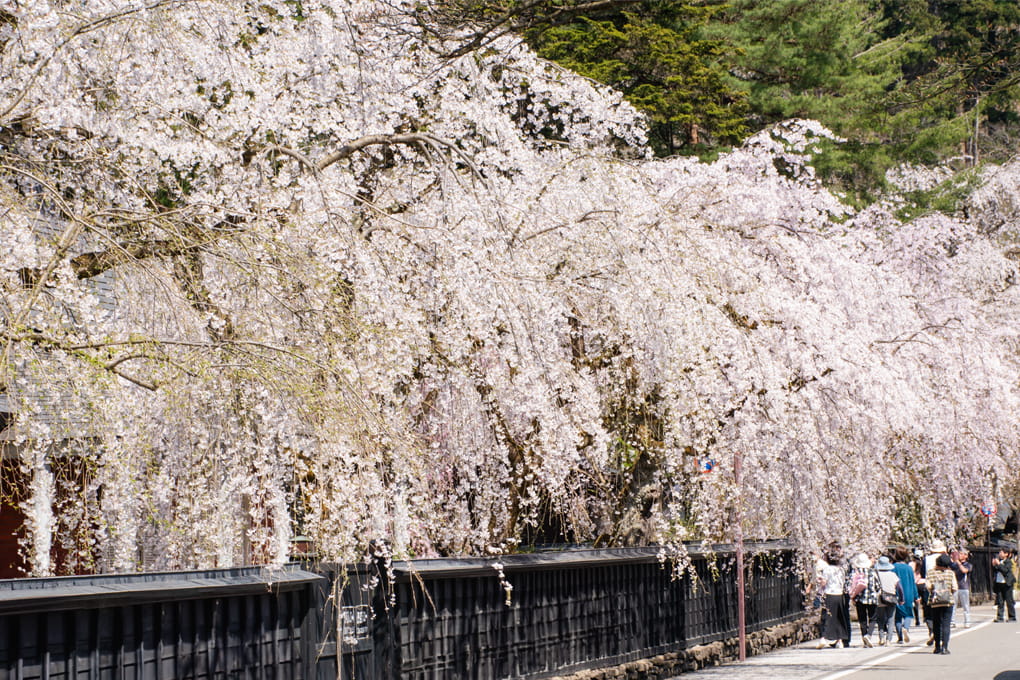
xmin=735 ymin=449 xmax=746 ymax=661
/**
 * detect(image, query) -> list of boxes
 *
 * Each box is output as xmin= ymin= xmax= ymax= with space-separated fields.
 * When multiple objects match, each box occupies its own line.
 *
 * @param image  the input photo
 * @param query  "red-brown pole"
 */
xmin=735 ymin=450 xmax=746 ymax=661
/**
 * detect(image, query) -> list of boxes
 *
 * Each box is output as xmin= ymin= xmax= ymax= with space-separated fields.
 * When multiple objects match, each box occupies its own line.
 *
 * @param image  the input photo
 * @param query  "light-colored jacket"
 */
xmin=820 ymin=563 xmax=847 ymax=596
xmin=877 ymin=570 xmax=902 ymax=605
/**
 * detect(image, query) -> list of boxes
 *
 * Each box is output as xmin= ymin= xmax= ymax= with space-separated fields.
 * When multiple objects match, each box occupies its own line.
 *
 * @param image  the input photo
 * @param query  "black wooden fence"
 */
xmin=324 ymin=541 xmax=803 ymax=680
xmin=0 ymin=567 xmax=330 ymax=680
xmin=965 ymin=546 xmax=1000 ymax=601
xmin=0 ymin=543 xmax=805 ymax=680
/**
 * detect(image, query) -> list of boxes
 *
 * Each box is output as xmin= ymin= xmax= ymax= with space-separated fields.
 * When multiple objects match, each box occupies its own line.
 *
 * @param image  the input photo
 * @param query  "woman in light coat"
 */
xmin=816 ymin=549 xmax=851 ymax=648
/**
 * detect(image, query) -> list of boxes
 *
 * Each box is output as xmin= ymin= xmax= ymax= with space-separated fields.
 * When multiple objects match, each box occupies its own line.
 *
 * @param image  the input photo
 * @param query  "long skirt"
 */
xmin=823 ymin=593 xmax=851 ymax=643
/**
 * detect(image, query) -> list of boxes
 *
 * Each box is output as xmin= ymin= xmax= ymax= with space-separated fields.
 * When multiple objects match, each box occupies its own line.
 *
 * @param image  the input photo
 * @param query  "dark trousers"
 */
xmin=876 ymin=603 xmax=896 ymax=641
xmin=994 ymin=582 xmax=1016 ymax=620
xmin=841 ymin=595 xmax=853 ymax=645
xmin=856 ymin=602 xmax=877 ymax=638
xmin=917 ymin=584 xmax=930 ymax=629
xmin=822 ymin=593 xmax=851 ymax=644
xmin=931 ymin=605 xmax=952 ymax=652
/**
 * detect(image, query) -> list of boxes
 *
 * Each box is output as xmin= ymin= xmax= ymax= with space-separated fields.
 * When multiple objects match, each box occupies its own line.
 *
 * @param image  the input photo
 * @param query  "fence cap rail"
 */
xmin=0 ymin=566 xmax=324 ymax=614
xmin=319 ymin=539 xmax=796 ymax=580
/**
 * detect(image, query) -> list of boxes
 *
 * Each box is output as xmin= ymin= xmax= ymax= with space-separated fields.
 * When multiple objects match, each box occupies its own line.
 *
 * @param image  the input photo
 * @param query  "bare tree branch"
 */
xmin=872 ymin=319 xmax=962 ymax=354
xmin=16 ymin=237 xmax=213 ymax=286
xmin=271 ymin=131 xmax=481 ymax=178
xmin=0 ymin=328 xmax=158 ymax=390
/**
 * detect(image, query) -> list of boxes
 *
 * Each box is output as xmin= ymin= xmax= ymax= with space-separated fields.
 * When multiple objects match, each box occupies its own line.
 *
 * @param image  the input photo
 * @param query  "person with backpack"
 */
xmin=845 ymin=552 xmax=882 ymax=647
xmin=874 ymin=555 xmax=903 ymax=646
xmin=922 ymin=539 xmax=949 ymax=645
xmin=928 ymin=553 xmax=959 ymax=654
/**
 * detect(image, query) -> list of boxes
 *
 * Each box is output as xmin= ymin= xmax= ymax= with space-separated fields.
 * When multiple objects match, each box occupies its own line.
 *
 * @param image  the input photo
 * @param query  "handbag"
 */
xmin=848 ymin=570 xmax=867 ymax=599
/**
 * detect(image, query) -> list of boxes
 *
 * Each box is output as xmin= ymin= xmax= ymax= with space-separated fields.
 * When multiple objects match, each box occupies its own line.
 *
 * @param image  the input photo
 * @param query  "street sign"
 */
xmin=980 ymin=502 xmax=997 ymax=517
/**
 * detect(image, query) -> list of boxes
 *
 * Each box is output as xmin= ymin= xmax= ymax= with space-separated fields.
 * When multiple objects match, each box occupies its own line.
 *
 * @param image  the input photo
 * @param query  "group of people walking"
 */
xmin=813 ymin=541 xmax=1017 ymax=655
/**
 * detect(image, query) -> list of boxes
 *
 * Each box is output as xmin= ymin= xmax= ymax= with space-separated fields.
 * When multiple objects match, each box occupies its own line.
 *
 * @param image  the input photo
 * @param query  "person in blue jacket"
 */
xmin=892 ymin=546 xmax=919 ymax=643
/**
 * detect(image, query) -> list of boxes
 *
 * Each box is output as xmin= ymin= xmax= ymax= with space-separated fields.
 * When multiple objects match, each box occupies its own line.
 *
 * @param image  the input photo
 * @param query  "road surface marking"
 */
xmin=816 ymin=621 xmax=992 ymax=680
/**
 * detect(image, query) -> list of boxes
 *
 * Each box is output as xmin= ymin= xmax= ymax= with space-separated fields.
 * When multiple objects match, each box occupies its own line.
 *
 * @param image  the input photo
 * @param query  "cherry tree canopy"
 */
xmin=1 ymin=0 xmax=1018 ymax=575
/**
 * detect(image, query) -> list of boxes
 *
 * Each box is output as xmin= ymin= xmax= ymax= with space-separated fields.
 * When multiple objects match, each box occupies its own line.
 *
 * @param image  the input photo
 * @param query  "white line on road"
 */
xmin=816 ymin=621 xmax=993 ymax=680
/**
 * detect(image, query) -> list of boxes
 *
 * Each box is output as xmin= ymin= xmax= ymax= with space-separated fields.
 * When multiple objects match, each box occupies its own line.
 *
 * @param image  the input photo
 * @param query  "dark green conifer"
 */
xmin=527 ymin=2 xmax=748 ymax=155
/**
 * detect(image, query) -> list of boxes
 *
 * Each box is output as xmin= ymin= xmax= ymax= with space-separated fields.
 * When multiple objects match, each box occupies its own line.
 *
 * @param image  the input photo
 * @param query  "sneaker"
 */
xmin=863 ymin=636 xmax=873 ymax=648
xmin=903 ymin=630 xmax=910 ymax=643
xmin=835 ymin=641 xmax=844 ymax=649
xmin=941 ymin=649 xmax=950 ymax=655
xmin=815 ymin=641 xmax=827 ymax=649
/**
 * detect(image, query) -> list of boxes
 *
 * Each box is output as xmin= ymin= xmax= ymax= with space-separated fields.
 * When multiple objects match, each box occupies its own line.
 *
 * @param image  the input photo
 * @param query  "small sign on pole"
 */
xmin=980 ymin=502 xmax=997 ymax=517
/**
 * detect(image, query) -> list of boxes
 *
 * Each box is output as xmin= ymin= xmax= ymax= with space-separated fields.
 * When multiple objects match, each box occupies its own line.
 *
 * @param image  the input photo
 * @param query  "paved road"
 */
xmin=672 ymin=604 xmax=1020 ymax=679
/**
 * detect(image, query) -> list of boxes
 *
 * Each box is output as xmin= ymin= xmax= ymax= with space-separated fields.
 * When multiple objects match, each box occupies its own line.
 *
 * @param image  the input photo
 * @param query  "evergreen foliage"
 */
xmin=527 ymin=3 xmax=747 ymax=154
xmin=879 ymin=0 xmax=1020 ymax=164
xmin=705 ymin=0 xmax=904 ymax=195
xmin=706 ymin=0 xmax=890 ymax=129
xmin=519 ymin=0 xmax=1020 ymax=195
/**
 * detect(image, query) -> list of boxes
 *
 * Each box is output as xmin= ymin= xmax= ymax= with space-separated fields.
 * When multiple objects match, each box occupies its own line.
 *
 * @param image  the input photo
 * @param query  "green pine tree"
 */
xmin=527 ymin=3 xmax=748 ymax=155
xmin=706 ymin=0 xmax=899 ymax=133
xmin=879 ymin=0 xmax=1020 ymax=164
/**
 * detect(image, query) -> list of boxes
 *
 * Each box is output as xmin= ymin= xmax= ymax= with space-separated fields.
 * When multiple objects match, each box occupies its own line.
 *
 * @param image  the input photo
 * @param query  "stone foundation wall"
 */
xmin=549 ymin=614 xmax=822 ymax=680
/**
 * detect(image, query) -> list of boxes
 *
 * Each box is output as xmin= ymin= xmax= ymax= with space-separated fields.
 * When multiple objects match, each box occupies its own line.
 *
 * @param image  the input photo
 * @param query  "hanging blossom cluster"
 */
xmin=0 ymin=0 xmax=1018 ymax=576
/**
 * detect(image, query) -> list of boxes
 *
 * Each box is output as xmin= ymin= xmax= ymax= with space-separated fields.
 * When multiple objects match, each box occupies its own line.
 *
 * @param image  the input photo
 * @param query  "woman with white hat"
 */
xmin=922 ymin=539 xmax=949 ymax=645
xmin=928 ymin=553 xmax=959 ymax=654
xmin=845 ymin=552 xmax=883 ymax=647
